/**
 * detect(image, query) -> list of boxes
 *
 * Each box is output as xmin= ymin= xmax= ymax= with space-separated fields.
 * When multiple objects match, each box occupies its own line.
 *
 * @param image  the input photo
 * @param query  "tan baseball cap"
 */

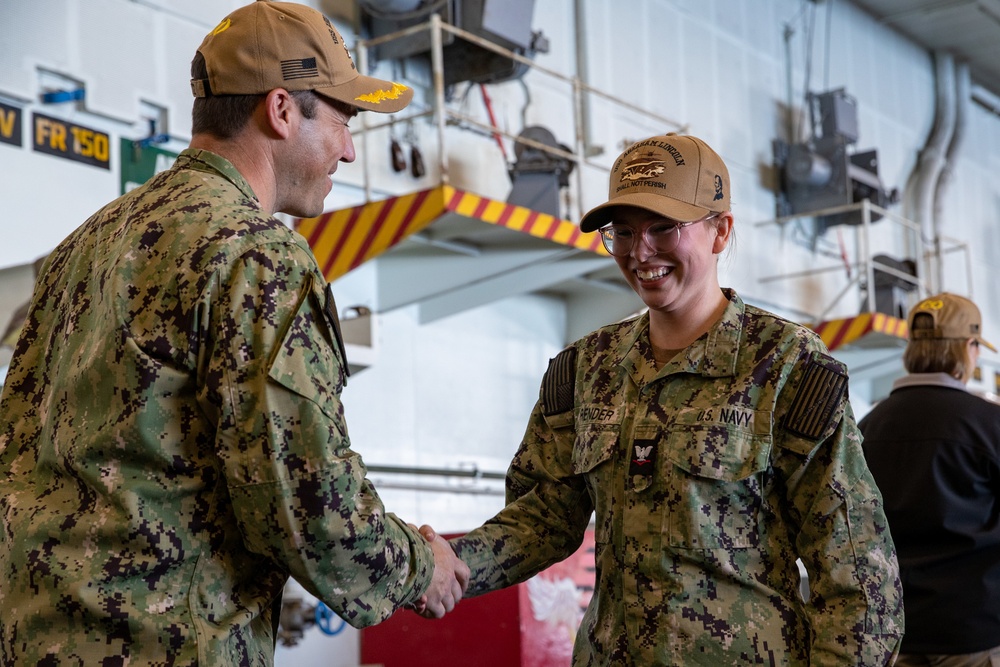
xmin=190 ymin=0 xmax=413 ymax=113
xmin=579 ymin=133 xmax=730 ymax=232
xmin=909 ymin=292 xmax=996 ymax=352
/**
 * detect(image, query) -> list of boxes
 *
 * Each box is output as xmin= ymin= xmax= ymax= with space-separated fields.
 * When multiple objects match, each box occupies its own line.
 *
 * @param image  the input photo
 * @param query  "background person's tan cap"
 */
xmin=909 ymin=292 xmax=997 ymax=352
xmin=578 ymin=133 xmax=730 ymax=232
xmin=191 ymin=0 xmax=413 ymax=113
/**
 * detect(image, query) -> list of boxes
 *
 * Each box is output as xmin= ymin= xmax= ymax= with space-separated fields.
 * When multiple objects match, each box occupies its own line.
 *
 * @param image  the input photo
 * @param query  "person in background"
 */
xmin=422 ymin=133 xmax=903 ymax=664
xmin=0 ymin=1 xmax=467 ymax=664
xmin=862 ymin=293 xmax=1000 ymax=667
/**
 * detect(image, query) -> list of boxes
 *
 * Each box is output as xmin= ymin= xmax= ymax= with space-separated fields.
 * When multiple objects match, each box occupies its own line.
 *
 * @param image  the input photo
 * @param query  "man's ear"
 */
xmin=263 ymin=88 xmax=295 ymax=140
xmin=712 ymin=212 xmax=734 ymax=254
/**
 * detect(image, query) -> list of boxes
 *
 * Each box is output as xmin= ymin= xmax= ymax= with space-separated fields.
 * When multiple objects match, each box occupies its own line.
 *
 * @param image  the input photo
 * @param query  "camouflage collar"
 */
xmin=699 ymin=288 xmax=743 ymax=377
xmin=174 ymin=148 xmax=259 ymax=204
xmin=615 ymin=289 xmax=743 ymax=381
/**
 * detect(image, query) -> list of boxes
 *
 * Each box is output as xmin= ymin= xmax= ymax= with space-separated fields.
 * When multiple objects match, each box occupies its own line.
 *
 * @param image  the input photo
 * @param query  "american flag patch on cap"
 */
xmin=784 ymin=358 xmax=848 ymax=440
xmin=281 ymin=57 xmax=318 ymax=80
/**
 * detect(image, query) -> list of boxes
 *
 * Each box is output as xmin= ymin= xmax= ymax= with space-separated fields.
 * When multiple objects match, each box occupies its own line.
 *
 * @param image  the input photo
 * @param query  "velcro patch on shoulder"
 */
xmin=784 ymin=358 xmax=848 ymax=440
xmin=542 ymin=347 xmax=577 ymax=416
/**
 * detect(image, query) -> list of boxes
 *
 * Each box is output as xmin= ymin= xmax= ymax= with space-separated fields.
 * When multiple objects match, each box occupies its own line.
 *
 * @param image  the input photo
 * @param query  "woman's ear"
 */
xmin=712 ymin=212 xmax=734 ymax=254
xmin=963 ymin=337 xmax=981 ymax=383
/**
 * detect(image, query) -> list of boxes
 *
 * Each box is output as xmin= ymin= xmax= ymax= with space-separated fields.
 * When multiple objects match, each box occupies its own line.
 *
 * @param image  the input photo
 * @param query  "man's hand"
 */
xmin=417 ymin=524 xmax=438 ymax=542
xmin=407 ymin=524 xmax=470 ymax=618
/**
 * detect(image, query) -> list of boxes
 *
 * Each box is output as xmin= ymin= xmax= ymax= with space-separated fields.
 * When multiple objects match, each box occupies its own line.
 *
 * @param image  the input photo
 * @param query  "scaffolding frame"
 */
xmin=350 ymin=13 xmax=689 ymax=223
xmin=755 ymin=198 xmax=972 ymax=321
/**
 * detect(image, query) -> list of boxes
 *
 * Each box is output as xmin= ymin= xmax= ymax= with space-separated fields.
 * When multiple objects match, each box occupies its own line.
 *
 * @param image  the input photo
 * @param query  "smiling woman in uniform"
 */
xmin=439 ymin=133 xmax=905 ymax=665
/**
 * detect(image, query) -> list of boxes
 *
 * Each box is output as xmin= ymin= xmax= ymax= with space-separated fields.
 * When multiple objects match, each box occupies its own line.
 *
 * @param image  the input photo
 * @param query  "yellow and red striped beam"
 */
xmin=809 ymin=312 xmax=909 ymax=351
xmin=295 ymin=184 xmax=607 ymax=282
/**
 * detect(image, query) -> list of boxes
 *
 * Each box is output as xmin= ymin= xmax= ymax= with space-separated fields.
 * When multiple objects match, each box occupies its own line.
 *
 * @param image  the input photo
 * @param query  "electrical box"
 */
xmin=773 ymin=88 xmax=898 ymax=233
xmin=816 ymin=89 xmax=859 ymax=144
xmin=358 ymin=0 xmax=548 ymax=86
xmin=507 ymin=125 xmax=574 ymax=218
xmin=868 ymin=254 xmax=918 ymax=317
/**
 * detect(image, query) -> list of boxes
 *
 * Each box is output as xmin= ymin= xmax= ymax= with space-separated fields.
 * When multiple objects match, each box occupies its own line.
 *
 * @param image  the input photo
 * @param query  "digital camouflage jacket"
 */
xmin=452 ymin=291 xmax=903 ymax=665
xmin=0 ymin=149 xmax=433 ymax=665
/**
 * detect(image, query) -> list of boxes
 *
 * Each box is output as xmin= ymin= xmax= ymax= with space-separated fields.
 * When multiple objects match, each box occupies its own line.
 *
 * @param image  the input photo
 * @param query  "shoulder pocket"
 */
xmin=542 ymin=409 xmax=574 ymax=432
xmin=267 ymin=277 xmax=345 ymax=418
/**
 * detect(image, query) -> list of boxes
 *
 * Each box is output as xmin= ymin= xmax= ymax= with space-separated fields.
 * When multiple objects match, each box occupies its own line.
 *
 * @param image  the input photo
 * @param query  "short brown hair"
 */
xmin=191 ymin=52 xmax=260 ymax=138
xmin=190 ymin=52 xmax=334 ymax=139
xmin=903 ymin=313 xmax=970 ymax=378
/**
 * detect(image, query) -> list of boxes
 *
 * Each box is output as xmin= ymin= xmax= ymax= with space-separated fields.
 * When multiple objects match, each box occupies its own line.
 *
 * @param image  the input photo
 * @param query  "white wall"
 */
xmin=3 ymin=0 xmax=1000 ymax=664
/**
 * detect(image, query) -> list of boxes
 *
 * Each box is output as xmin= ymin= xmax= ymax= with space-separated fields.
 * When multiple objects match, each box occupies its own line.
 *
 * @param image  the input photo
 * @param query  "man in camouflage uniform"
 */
xmin=446 ymin=134 xmax=904 ymax=664
xmin=0 ymin=2 xmax=467 ymax=664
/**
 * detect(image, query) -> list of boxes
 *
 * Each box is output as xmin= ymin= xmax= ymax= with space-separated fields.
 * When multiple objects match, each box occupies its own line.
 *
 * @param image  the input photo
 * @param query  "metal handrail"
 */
xmin=754 ymin=199 xmax=971 ymax=320
xmin=351 ymin=13 xmax=688 ymax=222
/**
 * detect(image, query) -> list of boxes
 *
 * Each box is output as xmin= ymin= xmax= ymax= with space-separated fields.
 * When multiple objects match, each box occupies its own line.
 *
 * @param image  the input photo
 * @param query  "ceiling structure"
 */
xmin=850 ymin=0 xmax=1000 ymax=98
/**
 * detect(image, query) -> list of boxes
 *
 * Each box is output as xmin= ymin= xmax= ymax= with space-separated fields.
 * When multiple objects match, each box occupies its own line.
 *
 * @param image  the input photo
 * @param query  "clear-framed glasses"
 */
xmin=599 ymin=213 xmax=719 ymax=257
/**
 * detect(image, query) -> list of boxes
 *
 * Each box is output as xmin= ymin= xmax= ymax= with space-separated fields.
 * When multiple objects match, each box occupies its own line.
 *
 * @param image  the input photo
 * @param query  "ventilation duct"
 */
xmin=903 ymin=51 xmax=968 ymax=292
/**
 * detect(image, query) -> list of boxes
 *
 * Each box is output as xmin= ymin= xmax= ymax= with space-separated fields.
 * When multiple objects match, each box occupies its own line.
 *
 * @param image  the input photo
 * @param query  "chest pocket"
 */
xmin=572 ymin=428 xmax=618 ymax=475
xmin=663 ymin=410 xmax=772 ymax=550
xmin=571 ymin=428 xmax=619 ymax=513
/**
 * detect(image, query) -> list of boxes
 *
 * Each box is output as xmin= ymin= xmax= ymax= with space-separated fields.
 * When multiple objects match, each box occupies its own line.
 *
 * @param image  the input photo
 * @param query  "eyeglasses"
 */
xmin=599 ymin=213 xmax=719 ymax=257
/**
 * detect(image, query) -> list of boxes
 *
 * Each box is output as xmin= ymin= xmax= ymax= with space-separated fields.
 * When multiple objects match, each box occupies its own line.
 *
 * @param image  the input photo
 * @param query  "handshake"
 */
xmin=408 ymin=524 xmax=471 ymax=619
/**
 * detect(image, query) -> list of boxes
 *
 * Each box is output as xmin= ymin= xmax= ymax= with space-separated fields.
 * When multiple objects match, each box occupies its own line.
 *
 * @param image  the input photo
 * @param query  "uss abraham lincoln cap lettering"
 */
xmin=579 ymin=133 xmax=730 ymax=233
xmin=191 ymin=0 xmax=413 ymax=113
xmin=909 ymin=292 xmax=997 ymax=352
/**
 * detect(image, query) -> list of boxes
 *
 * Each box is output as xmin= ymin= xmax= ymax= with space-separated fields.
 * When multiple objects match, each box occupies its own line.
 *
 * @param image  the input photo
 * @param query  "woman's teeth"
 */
xmin=636 ymin=267 xmax=671 ymax=280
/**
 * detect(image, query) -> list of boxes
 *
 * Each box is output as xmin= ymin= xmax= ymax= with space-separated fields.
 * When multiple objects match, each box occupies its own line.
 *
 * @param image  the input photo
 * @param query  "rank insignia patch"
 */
xmin=628 ymin=439 xmax=657 ymax=477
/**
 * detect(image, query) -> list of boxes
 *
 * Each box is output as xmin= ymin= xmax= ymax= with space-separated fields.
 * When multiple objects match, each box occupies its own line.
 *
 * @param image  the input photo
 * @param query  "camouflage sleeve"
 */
xmin=450 ymin=398 xmax=593 ymax=597
xmin=199 ymin=241 xmax=433 ymax=628
xmin=774 ymin=351 xmax=903 ymax=665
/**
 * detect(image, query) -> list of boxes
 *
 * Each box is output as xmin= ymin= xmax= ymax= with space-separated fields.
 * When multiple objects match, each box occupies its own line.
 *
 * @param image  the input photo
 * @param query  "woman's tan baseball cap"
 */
xmin=579 ymin=133 xmax=730 ymax=232
xmin=190 ymin=0 xmax=413 ymax=113
xmin=909 ymin=292 xmax=997 ymax=352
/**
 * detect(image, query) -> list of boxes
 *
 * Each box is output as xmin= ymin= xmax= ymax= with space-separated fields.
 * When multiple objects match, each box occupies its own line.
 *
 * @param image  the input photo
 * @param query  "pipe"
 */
xmin=972 ymin=84 xmax=1000 ymax=117
xmin=573 ymin=0 xmax=603 ymax=158
xmin=430 ymin=12 xmax=450 ymax=185
xmin=369 ymin=480 xmax=505 ymax=496
xmin=783 ymin=23 xmax=796 ymax=141
xmin=366 ymin=462 xmax=507 ymax=496
xmin=367 ymin=463 xmax=506 ymax=480
xmin=906 ymin=51 xmax=956 ymax=293
xmin=478 ymin=84 xmax=508 ymax=160
xmin=932 ymin=60 xmax=970 ymax=294
xmin=357 ymin=44 xmax=373 ymax=203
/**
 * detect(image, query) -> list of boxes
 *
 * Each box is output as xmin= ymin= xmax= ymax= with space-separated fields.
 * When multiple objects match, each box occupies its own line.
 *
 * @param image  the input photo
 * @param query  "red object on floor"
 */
xmin=360 ymin=530 xmax=595 ymax=667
